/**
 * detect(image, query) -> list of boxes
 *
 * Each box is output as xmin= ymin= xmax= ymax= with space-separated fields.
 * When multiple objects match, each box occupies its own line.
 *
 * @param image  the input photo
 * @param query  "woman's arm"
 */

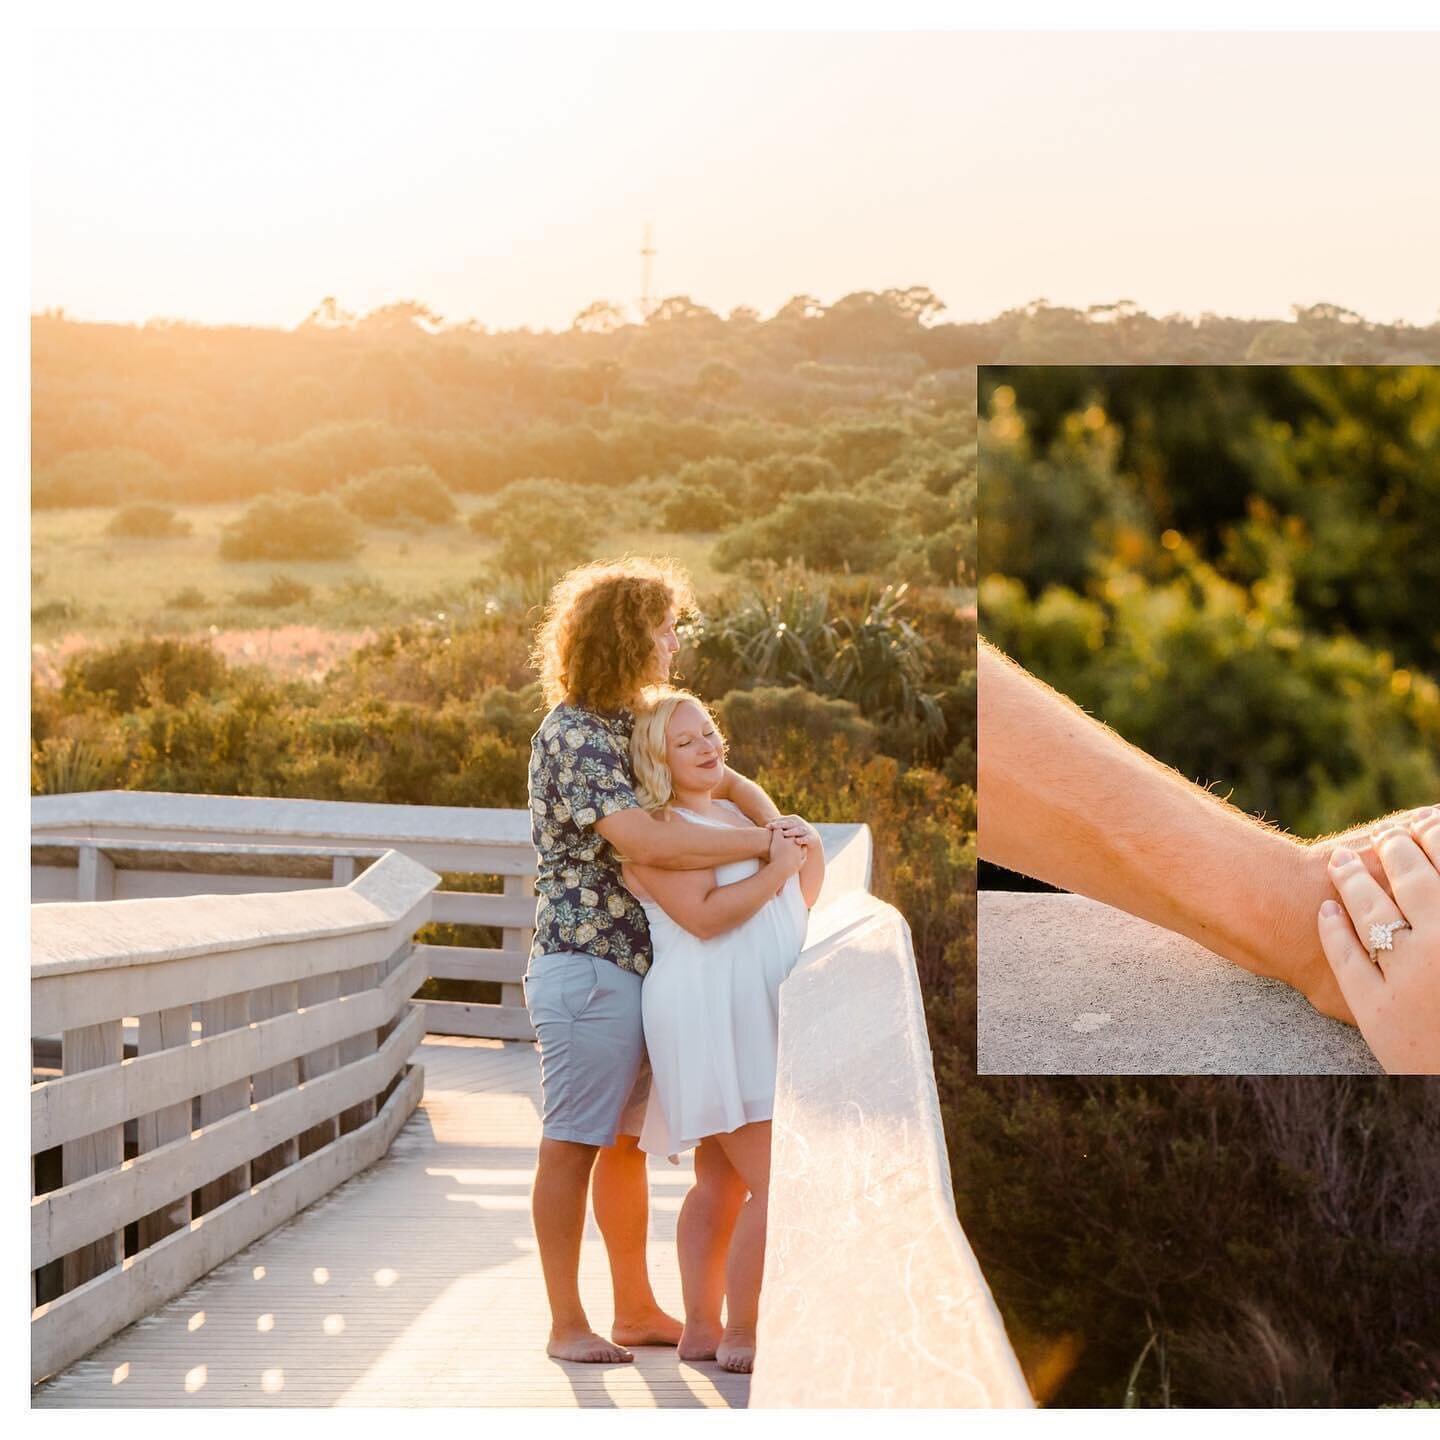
xmin=625 ymin=834 xmax=806 ymax=940
xmin=714 ymin=765 xmax=781 ymax=824
xmin=795 ymin=821 xmax=825 ymax=908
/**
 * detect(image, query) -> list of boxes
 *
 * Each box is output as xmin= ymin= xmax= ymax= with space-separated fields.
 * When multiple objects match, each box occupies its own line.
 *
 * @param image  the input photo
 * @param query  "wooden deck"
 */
xmin=32 ymin=1036 xmax=749 ymax=1408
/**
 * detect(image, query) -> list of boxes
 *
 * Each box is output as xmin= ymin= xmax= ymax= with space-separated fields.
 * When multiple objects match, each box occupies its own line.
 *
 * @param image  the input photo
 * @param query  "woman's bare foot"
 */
xmin=611 ymin=1306 xmax=683 ymax=1347
xmin=547 ymin=1328 xmax=634 ymax=1364
xmin=677 ymin=1320 xmax=724 ymax=1362
xmin=716 ymin=1325 xmax=757 ymax=1373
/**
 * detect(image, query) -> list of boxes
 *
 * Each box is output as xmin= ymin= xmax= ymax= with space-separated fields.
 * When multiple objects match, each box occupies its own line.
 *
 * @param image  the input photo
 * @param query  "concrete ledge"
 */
xmin=978 ymin=891 xmax=1382 ymax=1074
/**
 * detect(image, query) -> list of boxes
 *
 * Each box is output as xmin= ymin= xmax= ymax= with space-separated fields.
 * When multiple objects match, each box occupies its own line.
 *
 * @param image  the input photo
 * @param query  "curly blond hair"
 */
xmin=630 ymin=686 xmax=727 ymax=811
xmin=532 ymin=557 xmax=697 ymax=713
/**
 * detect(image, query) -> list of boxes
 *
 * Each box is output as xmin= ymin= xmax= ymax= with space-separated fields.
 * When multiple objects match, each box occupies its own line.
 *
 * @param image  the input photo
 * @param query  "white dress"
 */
xmin=637 ymin=800 xmax=810 ymax=1161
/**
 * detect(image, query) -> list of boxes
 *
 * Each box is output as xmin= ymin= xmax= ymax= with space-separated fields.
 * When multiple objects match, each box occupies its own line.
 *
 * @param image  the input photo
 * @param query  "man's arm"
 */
xmin=978 ymin=638 xmax=1390 ymax=1024
xmin=596 ymin=805 xmax=771 ymax=870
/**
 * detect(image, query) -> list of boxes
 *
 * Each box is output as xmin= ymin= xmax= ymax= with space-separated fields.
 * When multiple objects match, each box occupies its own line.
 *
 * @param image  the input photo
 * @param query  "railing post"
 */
xmin=249 ymin=982 xmax=301 ymax=1182
xmin=501 ymin=873 xmax=536 ymax=1010
xmin=196 ymin=991 xmax=252 ymax=1213
xmin=76 ymin=845 xmax=115 ymax=902
xmin=136 ymin=1005 xmax=194 ymax=1249
xmin=60 ymin=1021 xmax=124 ymax=1289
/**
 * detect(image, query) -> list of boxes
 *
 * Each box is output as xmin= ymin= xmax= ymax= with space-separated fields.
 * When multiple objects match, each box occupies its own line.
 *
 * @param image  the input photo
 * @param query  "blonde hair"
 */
xmin=630 ymin=686 xmax=727 ymax=811
xmin=531 ymin=557 xmax=697 ymax=712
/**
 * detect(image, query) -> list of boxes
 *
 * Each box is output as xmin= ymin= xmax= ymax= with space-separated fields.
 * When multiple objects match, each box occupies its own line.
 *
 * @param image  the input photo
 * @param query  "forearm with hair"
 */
xmin=602 ymin=807 xmax=769 ymax=870
xmin=977 ymin=639 xmax=1334 ymax=1001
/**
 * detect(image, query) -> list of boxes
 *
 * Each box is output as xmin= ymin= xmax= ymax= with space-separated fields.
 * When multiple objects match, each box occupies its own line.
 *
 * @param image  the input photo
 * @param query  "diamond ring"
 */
xmin=1367 ymin=919 xmax=1411 ymax=960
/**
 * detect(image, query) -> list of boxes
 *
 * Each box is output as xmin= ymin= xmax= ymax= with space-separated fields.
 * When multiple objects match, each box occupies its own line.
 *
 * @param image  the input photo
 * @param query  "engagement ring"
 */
xmin=1367 ymin=919 xmax=1411 ymax=960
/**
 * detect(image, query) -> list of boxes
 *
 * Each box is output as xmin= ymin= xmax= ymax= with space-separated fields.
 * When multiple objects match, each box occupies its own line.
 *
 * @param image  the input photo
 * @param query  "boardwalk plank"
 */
xmin=32 ymin=1035 xmax=748 ymax=1409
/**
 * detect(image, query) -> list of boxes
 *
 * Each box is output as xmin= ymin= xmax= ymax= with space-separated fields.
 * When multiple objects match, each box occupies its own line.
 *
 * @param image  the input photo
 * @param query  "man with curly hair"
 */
xmin=525 ymin=557 xmax=808 ymax=1364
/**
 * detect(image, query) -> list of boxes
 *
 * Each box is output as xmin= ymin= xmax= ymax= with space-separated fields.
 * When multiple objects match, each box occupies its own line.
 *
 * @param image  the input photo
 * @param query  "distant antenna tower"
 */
xmin=639 ymin=223 xmax=657 ymax=319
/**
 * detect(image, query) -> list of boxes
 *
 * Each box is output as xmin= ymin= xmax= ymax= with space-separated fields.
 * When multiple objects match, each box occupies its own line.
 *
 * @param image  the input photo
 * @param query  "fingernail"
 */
xmin=1411 ymin=806 xmax=1435 ymax=821
xmin=1331 ymin=847 xmax=1355 ymax=865
xmin=1320 ymin=900 xmax=1342 ymax=918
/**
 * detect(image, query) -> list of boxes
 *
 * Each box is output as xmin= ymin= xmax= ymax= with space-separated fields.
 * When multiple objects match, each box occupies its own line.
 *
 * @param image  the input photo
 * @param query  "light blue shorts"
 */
xmin=523 ymin=951 xmax=650 ymax=1147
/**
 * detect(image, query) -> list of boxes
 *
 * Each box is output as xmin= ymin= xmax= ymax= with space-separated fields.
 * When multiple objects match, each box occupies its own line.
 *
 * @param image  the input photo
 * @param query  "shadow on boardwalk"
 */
xmin=33 ymin=1036 xmax=748 ymax=1408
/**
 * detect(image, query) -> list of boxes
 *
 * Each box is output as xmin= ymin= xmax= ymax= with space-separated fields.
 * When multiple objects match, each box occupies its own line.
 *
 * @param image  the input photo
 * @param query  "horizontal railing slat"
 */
xmin=429 ymin=890 xmax=538 ymax=928
xmin=33 ymin=1004 xmax=425 ymax=1268
xmin=419 ymin=1000 xmax=535 ymax=1041
xmin=415 ymin=943 xmax=528 ymax=985
xmin=32 ymin=949 xmax=428 ymax=1153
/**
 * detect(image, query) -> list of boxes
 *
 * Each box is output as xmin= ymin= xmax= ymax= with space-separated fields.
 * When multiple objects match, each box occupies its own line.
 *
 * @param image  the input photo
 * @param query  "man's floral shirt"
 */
xmin=527 ymin=703 xmax=652 ymax=976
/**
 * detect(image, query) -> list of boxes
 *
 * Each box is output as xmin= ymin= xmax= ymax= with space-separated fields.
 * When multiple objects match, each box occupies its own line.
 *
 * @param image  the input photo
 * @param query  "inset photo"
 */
xmin=976 ymin=365 xmax=1440 ymax=1076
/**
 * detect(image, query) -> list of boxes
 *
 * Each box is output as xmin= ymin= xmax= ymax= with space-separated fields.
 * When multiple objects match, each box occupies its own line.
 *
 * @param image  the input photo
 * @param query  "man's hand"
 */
xmin=766 ymin=814 xmax=812 ymax=846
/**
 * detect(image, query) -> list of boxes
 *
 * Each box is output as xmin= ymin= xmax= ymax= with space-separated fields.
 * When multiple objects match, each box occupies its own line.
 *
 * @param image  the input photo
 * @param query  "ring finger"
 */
xmin=1327 ymin=846 xmax=1413 ymax=974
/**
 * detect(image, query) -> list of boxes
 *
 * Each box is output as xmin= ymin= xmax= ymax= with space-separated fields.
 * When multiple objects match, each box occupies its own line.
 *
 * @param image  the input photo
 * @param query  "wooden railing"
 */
xmin=753 ymin=870 xmax=1034 ymax=1407
xmin=31 ymin=791 xmax=538 ymax=1040
xmin=29 ymin=849 xmax=436 ymax=1384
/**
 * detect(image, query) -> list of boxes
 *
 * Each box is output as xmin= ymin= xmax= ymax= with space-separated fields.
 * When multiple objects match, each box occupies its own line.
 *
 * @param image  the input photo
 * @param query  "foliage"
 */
xmin=104 ymin=502 xmax=192 ymax=539
xmin=230 ymin=574 xmax=314 ymax=609
xmin=339 ymin=464 xmax=458 ymax=527
xmin=219 ymin=491 xmax=363 ymax=562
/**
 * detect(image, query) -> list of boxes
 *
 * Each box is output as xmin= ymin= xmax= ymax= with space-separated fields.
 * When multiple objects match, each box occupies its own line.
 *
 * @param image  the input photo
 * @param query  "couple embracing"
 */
xmin=522 ymin=557 xmax=825 ymax=1373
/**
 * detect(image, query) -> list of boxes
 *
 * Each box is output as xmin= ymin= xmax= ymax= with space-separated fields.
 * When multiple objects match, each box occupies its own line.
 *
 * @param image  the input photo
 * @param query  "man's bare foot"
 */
xmin=716 ymin=1325 xmax=757 ymax=1373
xmin=677 ymin=1321 xmax=724 ymax=1362
xmin=611 ymin=1306 xmax=683 ymax=1347
xmin=547 ymin=1329 xmax=635 ymax=1364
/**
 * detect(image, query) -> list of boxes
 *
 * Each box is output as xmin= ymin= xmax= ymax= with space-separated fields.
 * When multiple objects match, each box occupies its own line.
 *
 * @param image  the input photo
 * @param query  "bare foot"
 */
xmin=678 ymin=1321 xmax=724 ymax=1362
xmin=611 ymin=1306 xmax=684 ymax=1347
xmin=547 ymin=1329 xmax=634 ymax=1364
xmin=716 ymin=1325 xmax=757 ymax=1373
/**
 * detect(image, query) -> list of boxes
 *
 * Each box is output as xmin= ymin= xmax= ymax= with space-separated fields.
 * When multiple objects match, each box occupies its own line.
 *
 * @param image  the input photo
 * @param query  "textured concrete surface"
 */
xmin=978 ymin=891 xmax=1382 ymax=1075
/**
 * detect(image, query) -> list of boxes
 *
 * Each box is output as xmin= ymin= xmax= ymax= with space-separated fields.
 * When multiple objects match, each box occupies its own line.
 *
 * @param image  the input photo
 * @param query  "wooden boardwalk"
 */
xmin=33 ymin=1036 xmax=749 ymax=1408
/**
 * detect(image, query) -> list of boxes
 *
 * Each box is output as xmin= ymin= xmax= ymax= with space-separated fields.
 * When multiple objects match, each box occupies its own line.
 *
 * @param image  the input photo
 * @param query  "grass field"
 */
xmin=30 ymin=498 xmax=730 ymax=660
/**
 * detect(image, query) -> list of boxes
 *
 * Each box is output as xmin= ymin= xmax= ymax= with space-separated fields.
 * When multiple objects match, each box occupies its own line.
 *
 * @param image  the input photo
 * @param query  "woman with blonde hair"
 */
xmin=622 ymin=686 xmax=826 ymax=1374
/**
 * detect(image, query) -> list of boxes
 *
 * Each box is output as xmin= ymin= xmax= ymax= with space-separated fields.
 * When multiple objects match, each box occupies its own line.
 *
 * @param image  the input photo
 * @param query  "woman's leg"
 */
xmin=676 ymin=1138 xmax=747 ymax=1360
xmin=712 ymin=1121 xmax=773 ymax=1373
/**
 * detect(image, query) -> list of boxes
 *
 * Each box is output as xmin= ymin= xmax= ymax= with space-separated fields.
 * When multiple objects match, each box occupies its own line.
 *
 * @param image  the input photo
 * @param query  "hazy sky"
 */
xmin=30 ymin=29 xmax=1440 ymax=331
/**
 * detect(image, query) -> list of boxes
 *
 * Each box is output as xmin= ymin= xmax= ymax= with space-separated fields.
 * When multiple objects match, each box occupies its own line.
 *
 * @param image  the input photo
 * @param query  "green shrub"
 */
xmin=219 ymin=492 xmax=362 ymax=562
xmin=231 ymin=574 xmax=314 ymax=609
xmin=715 ymin=491 xmax=901 ymax=574
xmin=470 ymin=478 xmax=596 ymax=578
xmin=104 ymin=502 xmax=192 ymax=539
xmin=339 ymin=465 xmax=457 ymax=526
xmin=714 ymin=685 xmax=877 ymax=776
xmin=164 ymin=585 xmax=208 ymax=611
xmin=61 ymin=636 xmax=231 ymax=712
xmin=659 ymin=483 xmax=736 ymax=532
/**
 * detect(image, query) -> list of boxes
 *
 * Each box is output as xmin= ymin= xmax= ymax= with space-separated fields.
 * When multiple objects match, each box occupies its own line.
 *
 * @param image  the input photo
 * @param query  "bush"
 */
xmin=60 ymin=636 xmax=231 ymax=712
xmin=33 ymin=448 xmax=175 ymax=508
xmin=231 ymin=574 xmax=314 ymax=609
xmin=659 ymin=483 xmax=736 ymax=532
xmin=164 ymin=585 xmax=208 ymax=611
xmin=339 ymin=465 xmax=458 ymax=526
xmin=470 ymin=478 xmax=597 ymax=578
xmin=219 ymin=492 xmax=362 ymax=562
xmin=715 ymin=491 xmax=901 ymax=574
xmin=104 ymin=502 xmax=192 ymax=539
xmin=714 ymin=685 xmax=876 ymax=776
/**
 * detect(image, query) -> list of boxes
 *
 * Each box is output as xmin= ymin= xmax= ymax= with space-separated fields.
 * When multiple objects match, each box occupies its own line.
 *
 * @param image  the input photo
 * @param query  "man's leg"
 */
xmin=532 ymin=1136 xmax=632 ymax=1362
xmin=592 ymin=1070 xmax=683 ymax=1346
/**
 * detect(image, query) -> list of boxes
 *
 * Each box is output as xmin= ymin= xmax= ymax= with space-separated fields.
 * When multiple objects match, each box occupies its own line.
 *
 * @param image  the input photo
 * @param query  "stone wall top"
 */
xmin=978 ymin=891 xmax=1382 ymax=1075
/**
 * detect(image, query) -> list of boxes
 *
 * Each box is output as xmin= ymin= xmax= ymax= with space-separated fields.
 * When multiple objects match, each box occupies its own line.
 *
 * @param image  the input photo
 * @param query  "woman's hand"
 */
xmin=767 ymin=828 xmax=808 ymax=879
xmin=1317 ymin=807 xmax=1440 ymax=1074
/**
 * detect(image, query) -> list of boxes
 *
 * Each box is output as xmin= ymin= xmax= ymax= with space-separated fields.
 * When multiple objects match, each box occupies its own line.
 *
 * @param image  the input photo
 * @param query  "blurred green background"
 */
xmin=979 ymin=365 xmax=1440 ymax=845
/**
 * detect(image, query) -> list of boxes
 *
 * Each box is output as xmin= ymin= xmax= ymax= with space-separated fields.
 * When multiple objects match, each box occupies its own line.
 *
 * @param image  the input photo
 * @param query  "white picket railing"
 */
xmin=29 ymin=849 xmax=436 ymax=1384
